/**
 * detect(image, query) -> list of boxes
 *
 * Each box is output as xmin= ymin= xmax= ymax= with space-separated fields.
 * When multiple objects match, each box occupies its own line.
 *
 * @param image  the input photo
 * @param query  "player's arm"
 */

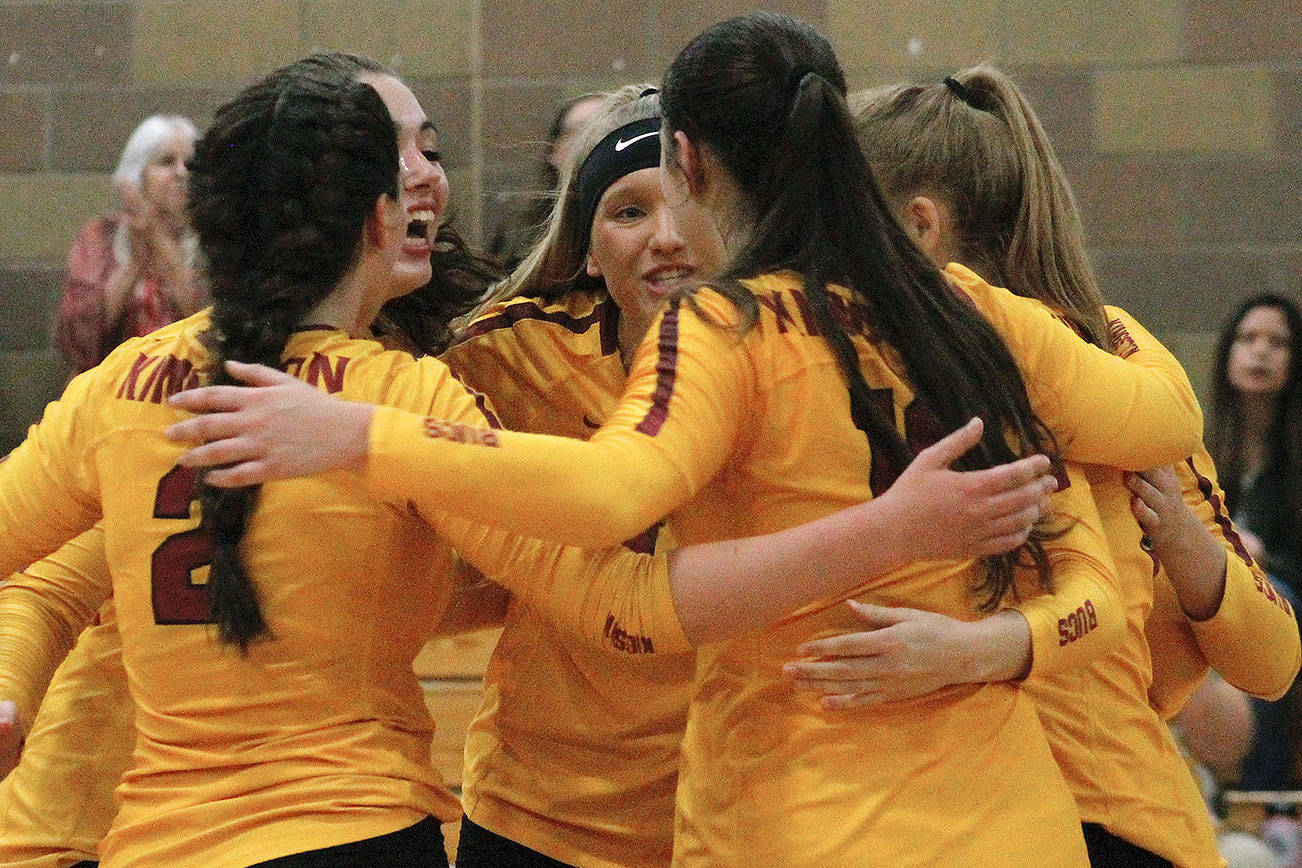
xmin=1144 ymin=579 xmax=1208 ymax=719
xmin=0 ymin=525 xmax=112 ymax=774
xmin=168 ymin=294 xmax=752 ymax=548
xmin=434 ymin=418 xmax=1054 ymax=650
xmin=949 ymin=268 xmax=1202 ymax=469
xmin=1129 ymin=454 xmax=1300 ymax=706
xmin=0 ymin=360 xmax=108 ymax=579
xmin=785 ymin=463 xmax=1124 ymax=708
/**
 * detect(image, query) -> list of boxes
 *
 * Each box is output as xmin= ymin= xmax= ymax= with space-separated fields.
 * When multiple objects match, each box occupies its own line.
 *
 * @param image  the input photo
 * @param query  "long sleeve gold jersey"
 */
xmin=0 ymin=528 xmax=130 ymax=868
xmin=1016 ymin=305 xmax=1227 ymax=867
xmin=0 ymin=313 xmax=687 ymax=868
xmin=1145 ymin=446 xmax=1300 ymax=718
xmin=361 ymin=269 xmax=1210 ymax=866
xmin=442 ymin=290 xmax=694 ymax=868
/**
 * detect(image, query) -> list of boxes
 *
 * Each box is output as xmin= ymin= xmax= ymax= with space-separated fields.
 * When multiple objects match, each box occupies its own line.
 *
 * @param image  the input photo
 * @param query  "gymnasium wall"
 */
xmin=1 ymin=0 xmax=1298 ymax=450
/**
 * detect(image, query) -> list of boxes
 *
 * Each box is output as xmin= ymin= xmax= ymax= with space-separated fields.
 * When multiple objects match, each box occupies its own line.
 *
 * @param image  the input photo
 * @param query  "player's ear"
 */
xmin=902 ymin=195 xmax=947 ymax=263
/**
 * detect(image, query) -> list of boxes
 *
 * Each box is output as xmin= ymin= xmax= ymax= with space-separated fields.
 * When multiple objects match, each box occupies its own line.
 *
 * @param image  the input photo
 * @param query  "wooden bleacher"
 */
xmin=1221 ymin=789 xmax=1302 ymax=834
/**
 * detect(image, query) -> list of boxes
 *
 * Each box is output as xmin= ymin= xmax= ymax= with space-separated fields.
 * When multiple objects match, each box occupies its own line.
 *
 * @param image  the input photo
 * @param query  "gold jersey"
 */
xmin=361 ymin=269 xmax=1212 ymax=865
xmin=0 ymin=313 xmax=686 ymax=867
xmin=0 ymin=528 xmax=129 ymax=868
xmin=444 ymin=290 xmax=692 ymax=867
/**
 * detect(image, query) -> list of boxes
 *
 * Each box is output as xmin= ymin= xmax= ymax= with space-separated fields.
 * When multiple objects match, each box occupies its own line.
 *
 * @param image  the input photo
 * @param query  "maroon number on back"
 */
xmin=151 ymin=464 xmax=214 ymax=624
xmin=866 ymin=388 xmax=944 ymax=494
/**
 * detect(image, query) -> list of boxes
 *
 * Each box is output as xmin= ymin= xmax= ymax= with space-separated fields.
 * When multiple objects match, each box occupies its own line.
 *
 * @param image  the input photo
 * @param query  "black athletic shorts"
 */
xmin=456 ymin=814 xmax=576 ymax=868
xmin=246 ymin=815 xmax=446 ymax=867
xmin=1081 ymin=822 xmax=1173 ymax=868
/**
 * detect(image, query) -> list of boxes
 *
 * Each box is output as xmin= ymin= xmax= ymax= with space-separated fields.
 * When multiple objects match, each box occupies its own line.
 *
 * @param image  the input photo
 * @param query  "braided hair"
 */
xmin=186 ymin=54 xmax=399 ymax=649
xmin=660 ymin=13 xmax=1062 ymax=609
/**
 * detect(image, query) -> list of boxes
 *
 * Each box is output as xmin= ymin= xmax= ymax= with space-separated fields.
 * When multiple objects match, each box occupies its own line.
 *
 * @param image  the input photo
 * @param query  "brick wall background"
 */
xmin=1 ymin=0 xmax=1298 ymax=450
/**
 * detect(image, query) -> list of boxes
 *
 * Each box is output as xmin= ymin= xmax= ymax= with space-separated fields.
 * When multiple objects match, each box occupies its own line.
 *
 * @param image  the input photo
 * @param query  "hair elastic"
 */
xmin=943 ymin=76 xmax=977 ymax=107
xmin=786 ymin=66 xmax=814 ymax=95
xmin=575 ymin=115 xmax=662 ymax=240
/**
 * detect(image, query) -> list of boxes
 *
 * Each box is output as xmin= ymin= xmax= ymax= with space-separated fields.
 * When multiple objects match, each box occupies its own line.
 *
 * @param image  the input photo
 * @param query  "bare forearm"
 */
xmin=666 ymin=499 xmax=913 ymax=646
xmin=1152 ymin=527 xmax=1228 ymax=622
xmin=962 ymin=610 xmax=1033 ymax=682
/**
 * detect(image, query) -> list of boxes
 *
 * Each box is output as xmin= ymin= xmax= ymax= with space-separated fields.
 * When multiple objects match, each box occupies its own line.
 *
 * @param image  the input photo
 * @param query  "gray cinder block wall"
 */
xmin=1 ymin=0 xmax=1298 ymax=451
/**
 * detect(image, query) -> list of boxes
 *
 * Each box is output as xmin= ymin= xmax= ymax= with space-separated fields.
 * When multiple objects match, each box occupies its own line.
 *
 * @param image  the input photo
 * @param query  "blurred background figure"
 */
xmin=487 ymin=94 xmax=602 ymax=270
xmin=1176 ymin=672 xmax=1256 ymax=789
xmin=54 ymin=114 xmax=204 ymax=374
xmin=1209 ymin=294 xmax=1302 ymax=795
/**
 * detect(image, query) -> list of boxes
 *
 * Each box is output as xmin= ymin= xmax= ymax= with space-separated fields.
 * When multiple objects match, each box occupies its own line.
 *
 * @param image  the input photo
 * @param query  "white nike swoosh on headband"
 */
xmin=614 ymin=131 xmax=658 ymax=151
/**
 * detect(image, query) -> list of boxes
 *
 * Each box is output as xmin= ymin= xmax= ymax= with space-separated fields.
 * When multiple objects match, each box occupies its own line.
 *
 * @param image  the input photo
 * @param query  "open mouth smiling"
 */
xmin=407 ymin=208 xmax=437 ymax=241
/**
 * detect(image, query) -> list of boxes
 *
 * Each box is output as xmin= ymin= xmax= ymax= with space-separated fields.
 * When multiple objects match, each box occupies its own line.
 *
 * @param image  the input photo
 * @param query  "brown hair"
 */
xmin=852 ymin=64 xmax=1110 ymax=349
xmin=1209 ymin=294 xmax=1302 ymax=535
xmin=659 ymin=15 xmax=1062 ymax=610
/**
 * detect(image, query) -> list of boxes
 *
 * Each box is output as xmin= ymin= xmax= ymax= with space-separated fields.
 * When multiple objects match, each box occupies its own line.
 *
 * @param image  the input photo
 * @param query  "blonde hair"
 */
xmin=476 ymin=84 xmax=660 ymax=312
xmin=852 ymin=65 xmax=1110 ymax=348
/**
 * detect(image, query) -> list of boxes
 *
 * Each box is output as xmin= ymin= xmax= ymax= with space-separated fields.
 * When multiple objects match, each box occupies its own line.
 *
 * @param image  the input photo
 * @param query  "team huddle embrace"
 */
xmin=0 ymin=11 xmax=1296 ymax=868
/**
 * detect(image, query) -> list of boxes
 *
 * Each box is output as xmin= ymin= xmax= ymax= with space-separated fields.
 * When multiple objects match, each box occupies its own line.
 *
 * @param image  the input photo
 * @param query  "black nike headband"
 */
xmin=575 ymin=116 xmax=663 ymax=243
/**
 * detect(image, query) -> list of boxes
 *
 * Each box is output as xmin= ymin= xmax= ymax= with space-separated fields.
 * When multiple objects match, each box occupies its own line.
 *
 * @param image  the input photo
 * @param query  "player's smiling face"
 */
xmin=360 ymin=73 xmax=448 ymax=300
xmin=586 ymin=166 xmax=712 ymax=353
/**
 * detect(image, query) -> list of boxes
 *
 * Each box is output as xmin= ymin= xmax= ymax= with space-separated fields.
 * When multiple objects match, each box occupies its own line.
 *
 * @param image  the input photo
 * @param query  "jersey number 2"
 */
xmin=151 ymin=464 xmax=215 ymax=625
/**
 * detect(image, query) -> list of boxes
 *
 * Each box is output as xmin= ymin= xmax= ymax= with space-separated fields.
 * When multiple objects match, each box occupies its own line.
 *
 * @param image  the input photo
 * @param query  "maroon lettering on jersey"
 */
xmin=1184 ymin=456 xmax=1255 ymax=568
xmin=116 ymin=352 xmax=199 ymax=404
xmin=825 ymin=291 xmax=870 ymax=336
xmin=786 ymin=287 xmax=820 ymax=337
xmin=153 ymin=464 xmax=202 ymax=518
xmin=1108 ymin=318 xmax=1140 ymax=359
xmin=281 ymin=354 xmax=352 ymax=394
xmin=1057 ymin=599 xmax=1098 ymax=646
xmin=602 ymin=613 xmax=656 ymax=654
xmin=150 ymin=463 xmax=215 ymax=625
xmin=140 ymin=355 xmax=199 ymax=404
xmin=758 ymin=291 xmax=800 ymax=334
xmin=1049 ymin=460 xmax=1072 ymax=493
xmin=116 ymin=352 xmax=160 ymax=400
xmin=304 ymin=353 xmax=349 ymax=394
xmin=634 ymin=299 xmax=680 ymax=436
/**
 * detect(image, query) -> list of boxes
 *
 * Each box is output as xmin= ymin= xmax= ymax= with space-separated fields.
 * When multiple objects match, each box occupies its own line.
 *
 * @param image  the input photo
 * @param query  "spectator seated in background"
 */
xmin=1209 ymin=295 xmax=1302 ymax=795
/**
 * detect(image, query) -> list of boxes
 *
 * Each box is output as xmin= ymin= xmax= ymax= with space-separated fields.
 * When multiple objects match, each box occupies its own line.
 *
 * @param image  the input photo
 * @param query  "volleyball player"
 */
xmin=0 ymin=53 xmax=1067 ymax=867
xmin=167 ymin=15 xmax=1223 ymax=866
xmin=782 ymin=64 xmax=1300 ymax=867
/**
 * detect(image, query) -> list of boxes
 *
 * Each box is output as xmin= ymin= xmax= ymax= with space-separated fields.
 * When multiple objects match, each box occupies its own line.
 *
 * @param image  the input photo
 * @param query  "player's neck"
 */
xmin=302 ymin=272 xmax=371 ymax=335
